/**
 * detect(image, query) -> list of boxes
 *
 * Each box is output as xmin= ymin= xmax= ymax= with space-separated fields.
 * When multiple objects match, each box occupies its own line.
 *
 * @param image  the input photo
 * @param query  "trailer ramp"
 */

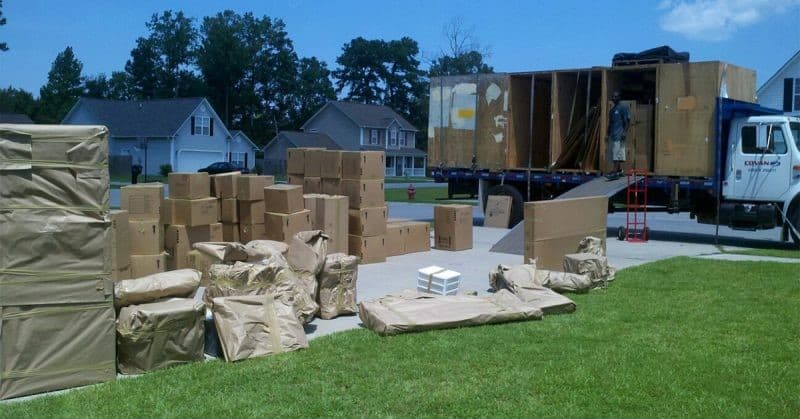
xmin=490 ymin=177 xmax=627 ymax=255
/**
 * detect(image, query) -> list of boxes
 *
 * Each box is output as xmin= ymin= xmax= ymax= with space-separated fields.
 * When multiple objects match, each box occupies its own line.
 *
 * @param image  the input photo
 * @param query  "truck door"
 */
xmin=731 ymin=123 xmax=792 ymax=200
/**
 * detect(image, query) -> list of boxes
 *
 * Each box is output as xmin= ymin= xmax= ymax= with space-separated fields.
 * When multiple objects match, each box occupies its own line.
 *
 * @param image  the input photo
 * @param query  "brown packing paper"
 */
xmin=244 ymin=240 xmax=289 ymax=259
xmin=193 ymin=242 xmax=263 ymax=263
xmin=317 ymin=253 xmax=358 ymax=319
xmin=114 ymin=269 xmax=201 ymax=307
xmin=0 ymin=271 xmax=112 ymax=306
xmin=434 ymin=204 xmax=473 ymax=251
xmin=237 ymin=175 xmax=275 ymax=200
xmin=488 ymin=264 xmax=577 ymax=314
xmin=210 ymin=172 xmax=241 ymax=198
xmin=187 ymin=250 xmax=217 ymax=285
xmin=110 ymin=210 xmax=131 ymax=270
xmin=263 ymin=184 xmax=304 ymax=214
xmin=129 ymin=219 xmax=164 ymax=256
xmin=168 ymin=172 xmax=210 ymax=199
xmin=348 ymin=206 xmax=388 ymax=236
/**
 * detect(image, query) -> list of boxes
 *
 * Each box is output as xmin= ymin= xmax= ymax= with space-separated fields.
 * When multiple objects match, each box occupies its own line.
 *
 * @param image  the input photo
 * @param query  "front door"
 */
xmin=395 ymin=156 xmax=403 ymax=177
xmin=730 ymin=123 xmax=792 ymax=200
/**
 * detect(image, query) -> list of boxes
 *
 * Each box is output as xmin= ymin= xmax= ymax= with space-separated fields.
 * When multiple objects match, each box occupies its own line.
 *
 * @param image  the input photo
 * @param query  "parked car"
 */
xmin=198 ymin=162 xmax=250 ymax=175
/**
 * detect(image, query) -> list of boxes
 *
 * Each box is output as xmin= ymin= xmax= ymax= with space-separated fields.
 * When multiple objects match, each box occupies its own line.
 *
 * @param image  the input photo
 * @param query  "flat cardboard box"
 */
xmin=170 ymin=197 xmax=219 ymax=227
xmin=129 ymin=219 xmax=164 ymax=256
xmin=349 ymin=206 xmax=388 ymax=236
xmin=341 ymin=179 xmax=385 ymax=209
xmin=342 ymin=151 xmax=385 ymax=179
xmin=237 ymin=175 xmax=275 ymax=200
xmin=220 ymin=198 xmax=238 ymax=223
xmin=110 ymin=210 xmax=130 ymax=270
xmin=523 ymin=196 xmax=608 ymax=270
xmin=348 ymin=234 xmax=386 ymax=264
xmin=321 ymin=178 xmax=342 ymax=195
xmin=399 ymin=221 xmax=431 ymax=254
xmin=484 ymin=195 xmax=512 ymax=228
xmin=303 ymin=177 xmax=322 ymax=194
xmin=385 ymin=222 xmax=405 ymax=256
xmin=130 ymin=253 xmax=167 ymax=279
xmin=303 ymin=148 xmax=324 ymax=177
xmin=168 ymin=173 xmax=210 ymax=199
xmin=288 ymin=174 xmax=304 ymax=186
xmin=264 ymin=210 xmax=312 ymax=242
xmin=239 ymin=223 xmax=265 ymax=243
xmin=238 ymin=200 xmax=265 ymax=224
xmin=434 ymin=205 xmax=473 ymax=251
xmin=264 ymin=184 xmax=304 ymax=214
xmin=305 ymin=194 xmax=349 ymax=253
xmin=210 ymin=172 xmax=241 ymax=198
xmin=121 ymin=183 xmax=164 ymax=221
xmin=222 ymin=223 xmax=240 ymax=242
xmin=321 ymin=150 xmax=343 ymax=178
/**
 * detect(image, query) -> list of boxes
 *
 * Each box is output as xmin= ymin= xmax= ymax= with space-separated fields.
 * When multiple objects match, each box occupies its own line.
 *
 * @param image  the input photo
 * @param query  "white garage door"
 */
xmin=178 ymin=150 xmax=225 ymax=172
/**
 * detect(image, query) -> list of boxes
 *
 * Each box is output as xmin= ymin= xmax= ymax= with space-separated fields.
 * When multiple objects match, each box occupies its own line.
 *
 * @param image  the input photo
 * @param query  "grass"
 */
xmin=384 ymin=176 xmax=433 ymax=184
xmin=723 ymin=247 xmax=800 ymax=259
xmin=385 ymin=186 xmax=477 ymax=205
xmin=2 ymin=257 xmax=799 ymax=416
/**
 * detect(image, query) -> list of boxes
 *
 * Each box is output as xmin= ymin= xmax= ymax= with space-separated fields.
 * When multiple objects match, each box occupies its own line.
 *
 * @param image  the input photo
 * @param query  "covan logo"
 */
xmin=744 ymin=160 xmax=781 ymax=167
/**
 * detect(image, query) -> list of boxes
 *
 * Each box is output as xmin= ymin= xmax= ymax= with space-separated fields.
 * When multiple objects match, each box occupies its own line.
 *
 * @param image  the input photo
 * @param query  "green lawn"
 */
xmin=385 ymin=186 xmax=477 ymax=205
xmin=384 ymin=176 xmax=433 ymax=184
xmin=2 ymin=257 xmax=798 ymax=416
xmin=723 ymin=247 xmax=800 ymax=259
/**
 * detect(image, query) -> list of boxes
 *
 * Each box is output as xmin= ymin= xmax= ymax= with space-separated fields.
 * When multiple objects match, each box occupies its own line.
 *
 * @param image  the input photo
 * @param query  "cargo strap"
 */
xmin=426 ymin=268 xmax=447 ymax=292
xmin=1 ymin=360 xmax=116 ymax=380
xmin=0 ymin=204 xmax=108 ymax=212
xmin=0 ymin=302 xmax=110 ymax=320
xmin=0 ymin=158 xmax=106 ymax=170
xmin=262 ymin=296 xmax=283 ymax=354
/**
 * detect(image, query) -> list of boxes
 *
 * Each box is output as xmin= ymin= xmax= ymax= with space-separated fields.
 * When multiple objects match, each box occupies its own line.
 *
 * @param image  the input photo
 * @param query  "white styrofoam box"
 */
xmin=417 ymin=265 xmax=461 ymax=295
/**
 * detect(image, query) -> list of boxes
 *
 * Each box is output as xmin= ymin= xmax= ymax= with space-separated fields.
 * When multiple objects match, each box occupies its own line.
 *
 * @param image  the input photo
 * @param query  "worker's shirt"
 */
xmin=608 ymin=102 xmax=630 ymax=141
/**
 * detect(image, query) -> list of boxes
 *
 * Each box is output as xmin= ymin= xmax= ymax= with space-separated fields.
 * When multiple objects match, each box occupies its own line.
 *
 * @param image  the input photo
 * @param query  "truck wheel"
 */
xmin=617 ymin=226 xmax=626 ymax=241
xmin=483 ymin=184 xmax=525 ymax=227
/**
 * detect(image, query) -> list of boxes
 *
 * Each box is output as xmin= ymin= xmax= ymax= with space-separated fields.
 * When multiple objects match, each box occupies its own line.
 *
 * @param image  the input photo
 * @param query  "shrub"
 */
xmin=159 ymin=164 xmax=173 ymax=177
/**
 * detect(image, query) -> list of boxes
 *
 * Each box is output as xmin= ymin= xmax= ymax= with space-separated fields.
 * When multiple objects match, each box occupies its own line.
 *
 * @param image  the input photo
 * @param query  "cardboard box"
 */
xmin=305 ymin=194 xmax=349 ymax=253
xmin=400 ymin=221 xmax=431 ymax=254
xmin=220 ymin=198 xmax=238 ymax=223
xmin=264 ymin=210 xmax=312 ymax=242
xmin=342 ymin=151 xmax=385 ymax=179
xmin=321 ymin=150 xmax=343 ymax=178
xmin=130 ymin=253 xmax=167 ymax=279
xmin=168 ymin=173 xmax=210 ymax=199
xmin=110 ymin=210 xmax=131 ymax=270
xmin=322 ymin=178 xmax=342 ymax=195
xmin=129 ymin=219 xmax=164 ymax=256
xmin=238 ymin=200 xmax=265 ymax=224
xmin=121 ymin=183 xmax=164 ymax=221
xmin=348 ymin=234 xmax=386 ymax=264
xmin=264 ymin=184 xmax=304 ymax=214
xmin=165 ymin=225 xmax=192 ymax=270
xmin=303 ymin=148 xmax=324 ymax=177
xmin=385 ymin=222 xmax=405 ymax=257
xmin=222 ymin=223 xmax=240 ymax=242
xmin=349 ymin=206 xmax=388 ymax=236
xmin=210 ymin=172 xmax=241 ymax=198
xmin=287 ymin=147 xmax=322 ymax=175
xmin=288 ymin=174 xmax=304 ymax=186
xmin=523 ymin=196 xmax=608 ymax=270
xmin=190 ymin=223 xmax=223 ymax=243
xmin=341 ymin=179 xmax=385 ymax=209
xmin=434 ymin=205 xmax=473 ymax=251
xmin=170 ymin=197 xmax=219 ymax=227
xmin=484 ymin=195 xmax=512 ymax=228
xmin=237 ymin=175 xmax=275 ymax=200
xmin=239 ymin=223 xmax=265 ymax=243
xmin=112 ymin=265 xmax=132 ymax=281
xmin=303 ymin=177 xmax=322 ymax=194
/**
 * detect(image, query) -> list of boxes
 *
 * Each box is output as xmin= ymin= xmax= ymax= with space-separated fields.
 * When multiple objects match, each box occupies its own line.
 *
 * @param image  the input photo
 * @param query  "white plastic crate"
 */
xmin=417 ymin=265 xmax=461 ymax=295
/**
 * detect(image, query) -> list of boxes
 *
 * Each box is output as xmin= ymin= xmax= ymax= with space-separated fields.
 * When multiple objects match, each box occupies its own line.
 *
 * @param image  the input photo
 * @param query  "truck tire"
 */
xmin=483 ymin=184 xmax=525 ymax=227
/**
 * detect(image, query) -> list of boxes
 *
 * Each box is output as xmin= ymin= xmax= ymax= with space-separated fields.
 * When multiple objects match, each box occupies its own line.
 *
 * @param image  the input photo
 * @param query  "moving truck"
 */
xmin=429 ymin=61 xmax=800 ymax=245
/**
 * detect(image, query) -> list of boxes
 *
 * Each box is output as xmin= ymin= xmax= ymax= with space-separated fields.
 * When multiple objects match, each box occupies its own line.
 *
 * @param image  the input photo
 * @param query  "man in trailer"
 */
xmin=605 ymin=91 xmax=630 ymax=180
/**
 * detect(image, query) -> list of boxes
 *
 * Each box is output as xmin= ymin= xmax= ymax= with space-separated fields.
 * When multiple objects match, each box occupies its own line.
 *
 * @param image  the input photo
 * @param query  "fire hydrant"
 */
xmin=407 ymin=183 xmax=416 ymax=201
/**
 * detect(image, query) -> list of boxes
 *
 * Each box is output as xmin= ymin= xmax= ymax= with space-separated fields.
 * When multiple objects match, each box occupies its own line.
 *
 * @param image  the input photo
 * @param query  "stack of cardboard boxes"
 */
xmin=237 ymin=175 xmax=274 ymax=242
xmin=264 ymin=184 xmax=312 ymax=242
xmin=211 ymin=172 xmax=241 ymax=242
xmin=287 ymin=147 xmax=323 ymax=186
xmin=342 ymin=151 xmax=388 ymax=264
xmin=163 ymin=173 xmax=221 ymax=270
xmin=122 ymin=183 xmax=168 ymax=277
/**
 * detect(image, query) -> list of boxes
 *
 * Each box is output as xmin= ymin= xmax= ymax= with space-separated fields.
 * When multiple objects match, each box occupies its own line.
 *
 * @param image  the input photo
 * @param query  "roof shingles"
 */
xmin=324 ymin=101 xmax=417 ymax=131
xmin=64 ymin=97 xmax=205 ymax=137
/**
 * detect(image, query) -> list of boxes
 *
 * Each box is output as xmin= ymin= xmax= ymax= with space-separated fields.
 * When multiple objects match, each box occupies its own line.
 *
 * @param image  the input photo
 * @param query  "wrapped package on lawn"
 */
xmin=358 ymin=289 xmax=542 ymax=336
xmin=212 ymin=294 xmax=308 ymax=362
xmin=193 ymin=242 xmax=263 ymax=263
xmin=245 ymin=240 xmax=289 ymax=259
xmin=317 ymin=253 xmax=358 ymax=320
xmin=206 ymin=258 xmax=318 ymax=323
xmin=116 ymin=298 xmax=205 ymax=374
xmin=563 ymin=253 xmax=615 ymax=285
xmin=488 ymin=264 xmax=576 ymax=314
xmin=286 ymin=230 xmax=329 ymax=299
xmin=576 ymin=236 xmax=605 ymax=256
xmin=114 ymin=269 xmax=201 ymax=307
xmin=491 ymin=261 xmax=593 ymax=294
xmin=417 ymin=266 xmax=461 ymax=296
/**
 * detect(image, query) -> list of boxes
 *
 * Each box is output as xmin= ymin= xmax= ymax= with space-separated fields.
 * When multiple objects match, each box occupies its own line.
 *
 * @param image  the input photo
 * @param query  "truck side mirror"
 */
xmin=756 ymin=124 xmax=768 ymax=150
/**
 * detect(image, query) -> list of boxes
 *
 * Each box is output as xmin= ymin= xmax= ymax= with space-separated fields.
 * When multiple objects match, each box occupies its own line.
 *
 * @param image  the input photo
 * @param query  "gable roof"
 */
xmin=270 ymin=131 xmax=342 ymax=150
xmin=62 ymin=97 xmax=208 ymax=137
xmin=0 ymin=113 xmax=34 ymax=124
xmin=230 ymin=130 xmax=259 ymax=150
xmin=301 ymin=101 xmax=418 ymax=131
xmin=758 ymin=50 xmax=800 ymax=96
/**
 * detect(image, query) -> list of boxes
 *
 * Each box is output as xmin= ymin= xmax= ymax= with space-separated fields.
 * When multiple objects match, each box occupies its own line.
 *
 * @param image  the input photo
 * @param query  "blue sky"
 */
xmin=1 ymin=0 xmax=798 ymax=96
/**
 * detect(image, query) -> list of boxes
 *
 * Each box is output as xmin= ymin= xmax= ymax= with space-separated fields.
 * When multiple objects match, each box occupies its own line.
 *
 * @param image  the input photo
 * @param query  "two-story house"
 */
xmin=758 ymin=50 xmax=800 ymax=116
xmin=62 ymin=97 xmax=259 ymax=174
xmin=265 ymin=101 xmax=426 ymax=177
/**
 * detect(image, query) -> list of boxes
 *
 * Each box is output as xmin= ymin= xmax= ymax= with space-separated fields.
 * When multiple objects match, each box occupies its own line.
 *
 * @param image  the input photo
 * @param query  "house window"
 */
xmin=794 ymin=79 xmax=800 ymax=111
xmin=195 ymin=116 xmax=210 ymax=135
xmin=389 ymin=128 xmax=398 ymax=146
xmin=370 ymin=129 xmax=378 ymax=145
xmin=399 ymin=131 xmax=406 ymax=147
xmin=231 ymin=152 xmax=246 ymax=166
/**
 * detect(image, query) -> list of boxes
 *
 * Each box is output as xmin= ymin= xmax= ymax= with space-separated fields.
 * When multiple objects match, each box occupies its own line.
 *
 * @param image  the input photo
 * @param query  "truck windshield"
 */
xmin=792 ymin=122 xmax=800 ymax=150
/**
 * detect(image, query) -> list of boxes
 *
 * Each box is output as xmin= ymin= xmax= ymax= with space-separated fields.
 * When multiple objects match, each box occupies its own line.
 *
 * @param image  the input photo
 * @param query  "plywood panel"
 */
xmin=509 ymin=75 xmax=532 ymax=168
xmin=428 ymin=75 xmax=479 ymax=169
xmin=476 ymin=74 xmax=511 ymax=170
xmin=532 ymin=74 xmax=552 ymax=169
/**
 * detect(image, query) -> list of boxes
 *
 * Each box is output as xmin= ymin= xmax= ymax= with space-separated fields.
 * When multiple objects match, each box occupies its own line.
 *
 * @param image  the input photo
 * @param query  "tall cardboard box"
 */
xmin=129 ymin=219 xmax=164 ymax=255
xmin=220 ymin=198 xmax=238 ymax=223
xmin=165 ymin=225 xmax=193 ymax=270
xmin=400 ymin=221 xmax=431 ymax=254
xmin=322 ymin=178 xmax=342 ymax=195
xmin=110 ymin=210 xmax=131 ymax=274
xmin=264 ymin=210 xmax=312 ymax=242
xmin=239 ymin=223 xmax=265 ymax=243
xmin=238 ymin=200 xmax=265 ymax=224
xmin=168 ymin=173 xmax=210 ymax=199
xmin=237 ymin=175 xmax=274 ymax=200
xmin=170 ymin=198 xmax=219 ymax=226
xmin=484 ymin=196 xmax=512 ymax=228
xmin=321 ymin=150 xmax=343 ymax=178
xmin=303 ymin=148 xmax=324 ymax=177
xmin=305 ymin=194 xmax=349 ymax=253
xmin=222 ymin=223 xmax=240 ymax=242
xmin=210 ymin=172 xmax=241 ymax=198
xmin=348 ymin=235 xmax=386 ymax=264
xmin=349 ymin=206 xmax=388 ymax=236
xmin=385 ymin=222 xmax=406 ymax=257
xmin=121 ymin=183 xmax=164 ymax=221
xmin=303 ymin=177 xmax=322 ymax=194
xmin=264 ymin=184 xmax=304 ymax=214
xmin=523 ymin=196 xmax=608 ymax=270
xmin=342 ymin=151 xmax=385 ymax=179
xmin=130 ymin=253 xmax=167 ymax=278
xmin=341 ymin=179 xmax=385 ymax=209
xmin=434 ymin=205 xmax=473 ymax=251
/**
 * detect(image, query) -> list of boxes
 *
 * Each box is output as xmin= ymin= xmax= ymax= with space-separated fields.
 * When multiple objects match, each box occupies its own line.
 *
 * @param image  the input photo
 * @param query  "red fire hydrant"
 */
xmin=407 ymin=183 xmax=416 ymax=201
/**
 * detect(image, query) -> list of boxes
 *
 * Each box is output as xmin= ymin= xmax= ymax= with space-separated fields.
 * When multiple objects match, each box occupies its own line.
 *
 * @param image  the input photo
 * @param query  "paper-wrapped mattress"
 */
xmin=116 ymin=298 xmax=205 ymax=374
xmin=212 ymin=294 xmax=308 ymax=361
xmin=489 ymin=264 xmax=576 ymax=314
xmin=114 ymin=269 xmax=201 ymax=307
xmin=358 ymin=289 xmax=543 ymax=336
xmin=317 ymin=253 xmax=358 ymax=320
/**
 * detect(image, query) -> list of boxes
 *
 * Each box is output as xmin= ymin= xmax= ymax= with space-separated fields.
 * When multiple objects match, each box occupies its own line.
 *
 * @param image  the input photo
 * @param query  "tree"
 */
xmin=429 ymin=18 xmax=493 ymax=77
xmin=0 ymin=0 xmax=8 ymax=52
xmin=333 ymin=37 xmax=387 ymax=104
xmin=291 ymin=57 xmax=335 ymax=126
xmin=83 ymin=71 xmax=135 ymax=100
xmin=38 ymin=46 xmax=83 ymax=123
xmin=0 ymin=86 xmax=36 ymax=115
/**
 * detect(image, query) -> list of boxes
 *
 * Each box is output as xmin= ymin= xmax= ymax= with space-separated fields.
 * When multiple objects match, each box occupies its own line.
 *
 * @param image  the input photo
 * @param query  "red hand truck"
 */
xmin=618 ymin=169 xmax=649 ymax=242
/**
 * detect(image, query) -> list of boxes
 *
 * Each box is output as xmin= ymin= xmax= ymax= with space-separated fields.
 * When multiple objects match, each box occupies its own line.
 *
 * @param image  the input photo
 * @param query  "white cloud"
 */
xmin=659 ymin=0 xmax=800 ymax=41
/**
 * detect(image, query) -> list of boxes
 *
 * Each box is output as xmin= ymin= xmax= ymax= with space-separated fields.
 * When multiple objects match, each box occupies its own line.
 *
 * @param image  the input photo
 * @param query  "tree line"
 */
xmin=0 ymin=9 xmax=492 ymax=149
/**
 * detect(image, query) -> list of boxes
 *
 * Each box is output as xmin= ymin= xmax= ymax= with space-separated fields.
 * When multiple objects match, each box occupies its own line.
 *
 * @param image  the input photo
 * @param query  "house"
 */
xmin=62 ymin=97 xmax=259 ymax=174
xmin=757 ymin=50 xmax=800 ymax=115
xmin=262 ymin=131 xmax=341 ymax=175
xmin=266 ymin=101 xmax=426 ymax=177
xmin=0 ymin=113 xmax=34 ymax=124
